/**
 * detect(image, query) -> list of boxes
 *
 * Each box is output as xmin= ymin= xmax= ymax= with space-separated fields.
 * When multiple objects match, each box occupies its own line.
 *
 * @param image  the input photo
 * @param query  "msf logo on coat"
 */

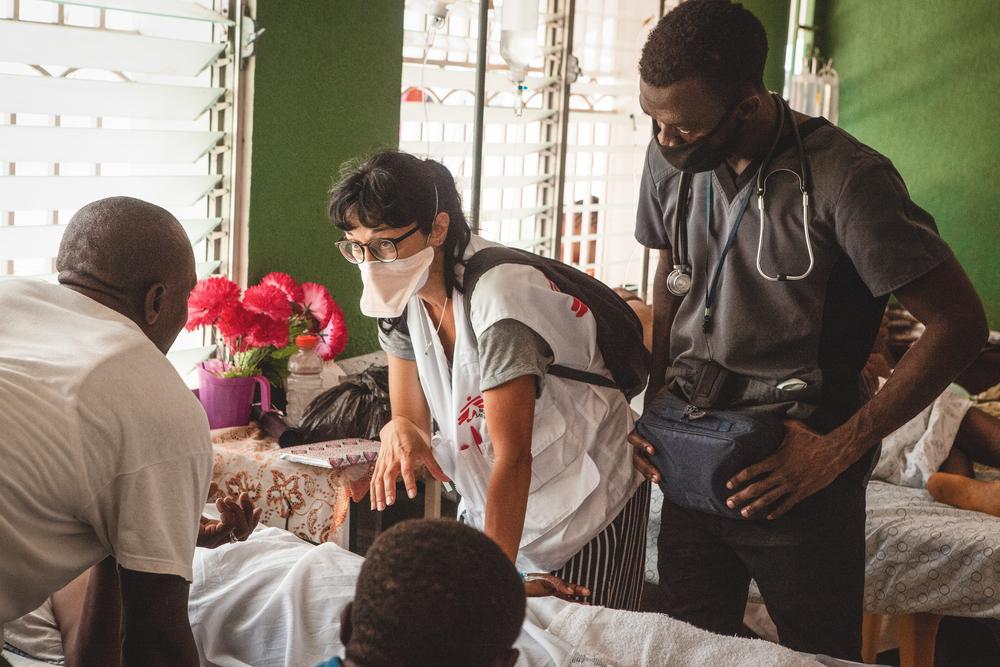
xmin=547 ymin=279 xmax=589 ymax=318
xmin=458 ymin=394 xmax=486 ymax=451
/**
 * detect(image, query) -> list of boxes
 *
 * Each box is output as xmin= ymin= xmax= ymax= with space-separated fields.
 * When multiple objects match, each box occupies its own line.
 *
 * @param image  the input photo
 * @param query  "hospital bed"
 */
xmin=6 ymin=523 xmax=866 ymax=667
xmin=645 ymin=473 xmax=1000 ymax=667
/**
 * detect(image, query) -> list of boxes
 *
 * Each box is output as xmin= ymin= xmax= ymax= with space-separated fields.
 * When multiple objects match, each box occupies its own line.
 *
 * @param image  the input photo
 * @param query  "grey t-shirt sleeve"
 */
xmin=635 ymin=140 xmax=672 ymax=250
xmin=479 ymin=318 xmax=554 ymax=397
xmin=834 ymin=156 xmax=953 ymax=297
xmin=377 ymin=323 xmax=416 ymax=361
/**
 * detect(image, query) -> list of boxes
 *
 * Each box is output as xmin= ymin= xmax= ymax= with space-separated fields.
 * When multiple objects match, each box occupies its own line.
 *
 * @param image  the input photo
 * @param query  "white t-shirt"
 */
xmin=0 ymin=280 xmax=212 ymax=627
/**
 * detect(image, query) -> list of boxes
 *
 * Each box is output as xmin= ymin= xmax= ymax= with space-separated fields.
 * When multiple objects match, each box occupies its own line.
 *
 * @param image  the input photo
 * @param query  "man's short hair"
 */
xmin=639 ymin=0 xmax=768 ymax=99
xmin=348 ymin=519 xmax=525 ymax=667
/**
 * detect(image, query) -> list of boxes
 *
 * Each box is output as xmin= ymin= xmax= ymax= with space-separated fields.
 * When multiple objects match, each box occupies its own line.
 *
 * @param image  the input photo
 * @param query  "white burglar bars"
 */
xmin=0 ymin=0 xmax=243 ymax=382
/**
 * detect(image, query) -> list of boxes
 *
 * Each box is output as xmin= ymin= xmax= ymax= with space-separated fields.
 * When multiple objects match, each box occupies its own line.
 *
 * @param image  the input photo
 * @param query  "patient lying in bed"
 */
xmin=6 ymin=519 xmax=858 ymax=667
xmin=865 ymin=313 xmax=1000 ymax=516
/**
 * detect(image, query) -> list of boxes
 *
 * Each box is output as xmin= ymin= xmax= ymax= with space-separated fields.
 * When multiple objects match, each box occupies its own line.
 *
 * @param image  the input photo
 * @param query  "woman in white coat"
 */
xmin=328 ymin=151 xmax=648 ymax=609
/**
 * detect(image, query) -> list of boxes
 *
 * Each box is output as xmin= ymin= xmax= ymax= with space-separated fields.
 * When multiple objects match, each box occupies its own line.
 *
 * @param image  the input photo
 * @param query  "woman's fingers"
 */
xmin=370 ymin=458 xmax=386 ymax=511
xmin=422 ymin=451 xmax=451 ymax=483
xmin=400 ymin=457 xmax=418 ymax=500
xmin=382 ymin=460 xmax=401 ymax=508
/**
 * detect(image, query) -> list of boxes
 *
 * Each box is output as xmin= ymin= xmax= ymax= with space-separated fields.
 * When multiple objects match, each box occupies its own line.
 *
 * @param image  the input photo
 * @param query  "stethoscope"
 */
xmin=666 ymin=94 xmax=815 ymax=329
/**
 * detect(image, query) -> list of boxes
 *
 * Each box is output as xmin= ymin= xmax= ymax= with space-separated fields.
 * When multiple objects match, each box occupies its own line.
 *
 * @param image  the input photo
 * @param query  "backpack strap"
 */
xmin=463 ymin=247 xmax=621 ymax=393
xmin=548 ymin=364 xmax=619 ymax=390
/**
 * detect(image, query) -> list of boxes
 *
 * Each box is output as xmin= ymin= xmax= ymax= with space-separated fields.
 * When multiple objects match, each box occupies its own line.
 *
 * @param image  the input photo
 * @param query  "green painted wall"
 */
xmin=741 ymin=0 xmax=791 ymax=93
xmin=817 ymin=0 xmax=1000 ymax=326
xmin=247 ymin=1 xmax=405 ymax=357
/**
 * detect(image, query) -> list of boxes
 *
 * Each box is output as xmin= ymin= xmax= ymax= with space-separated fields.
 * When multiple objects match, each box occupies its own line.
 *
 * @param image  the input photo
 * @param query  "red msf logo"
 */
xmin=571 ymin=297 xmax=589 ymax=318
xmin=457 ymin=394 xmax=485 ymax=426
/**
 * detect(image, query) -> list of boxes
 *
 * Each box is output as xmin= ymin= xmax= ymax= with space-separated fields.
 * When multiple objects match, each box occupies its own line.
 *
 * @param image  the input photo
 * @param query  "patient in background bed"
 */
xmin=865 ymin=312 xmax=1000 ymax=516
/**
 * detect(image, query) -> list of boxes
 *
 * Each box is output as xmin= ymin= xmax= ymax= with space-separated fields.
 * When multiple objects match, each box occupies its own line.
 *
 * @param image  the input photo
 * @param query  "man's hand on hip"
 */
xmin=725 ymin=420 xmax=851 ymax=520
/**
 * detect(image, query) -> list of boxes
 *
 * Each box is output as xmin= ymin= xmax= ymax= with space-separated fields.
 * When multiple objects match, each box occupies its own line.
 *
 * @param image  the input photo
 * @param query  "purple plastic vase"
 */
xmin=197 ymin=361 xmax=272 ymax=429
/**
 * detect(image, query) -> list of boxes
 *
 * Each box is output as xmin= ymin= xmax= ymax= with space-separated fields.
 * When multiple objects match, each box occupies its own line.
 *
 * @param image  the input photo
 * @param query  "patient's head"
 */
xmin=56 ymin=197 xmax=197 ymax=354
xmin=341 ymin=519 xmax=525 ymax=667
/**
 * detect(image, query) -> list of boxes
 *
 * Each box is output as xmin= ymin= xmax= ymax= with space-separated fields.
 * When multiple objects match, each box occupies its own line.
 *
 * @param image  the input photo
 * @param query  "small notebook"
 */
xmin=278 ymin=439 xmax=380 ymax=470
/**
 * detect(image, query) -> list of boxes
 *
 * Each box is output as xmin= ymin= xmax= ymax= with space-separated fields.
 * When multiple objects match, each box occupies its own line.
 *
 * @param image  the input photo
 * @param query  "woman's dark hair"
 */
xmin=639 ymin=0 xmax=768 ymax=102
xmin=328 ymin=149 xmax=472 ymax=306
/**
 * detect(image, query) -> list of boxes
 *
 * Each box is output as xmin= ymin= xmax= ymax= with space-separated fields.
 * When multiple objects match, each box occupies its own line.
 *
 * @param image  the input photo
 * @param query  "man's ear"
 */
xmin=430 ymin=211 xmax=450 ymax=246
xmin=143 ymin=283 xmax=166 ymax=325
xmin=736 ymin=93 xmax=762 ymax=120
xmin=339 ymin=601 xmax=354 ymax=647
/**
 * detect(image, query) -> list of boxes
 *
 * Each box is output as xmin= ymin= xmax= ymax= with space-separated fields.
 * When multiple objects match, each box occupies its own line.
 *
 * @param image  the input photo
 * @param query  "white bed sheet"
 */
xmin=7 ymin=523 xmax=851 ymax=667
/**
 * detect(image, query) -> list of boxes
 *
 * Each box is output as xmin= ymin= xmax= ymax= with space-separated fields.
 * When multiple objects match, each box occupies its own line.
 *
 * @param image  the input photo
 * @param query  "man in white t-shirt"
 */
xmin=0 ymin=197 xmax=220 ymax=666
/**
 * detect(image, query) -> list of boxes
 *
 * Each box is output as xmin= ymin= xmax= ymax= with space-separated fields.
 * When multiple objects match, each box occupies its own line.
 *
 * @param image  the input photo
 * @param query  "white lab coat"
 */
xmin=406 ymin=235 xmax=641 ymax=571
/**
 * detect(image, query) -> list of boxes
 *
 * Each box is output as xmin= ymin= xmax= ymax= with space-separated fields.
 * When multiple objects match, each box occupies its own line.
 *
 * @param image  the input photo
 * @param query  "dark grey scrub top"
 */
xmin=635 ymin=117 xmax=953 ymax=416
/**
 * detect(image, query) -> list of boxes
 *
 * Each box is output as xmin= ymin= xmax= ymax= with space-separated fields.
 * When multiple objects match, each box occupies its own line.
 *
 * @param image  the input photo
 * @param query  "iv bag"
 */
xmin=415 ymin=0 xmax=460 ymax=24
xmin=500 ymin=0 xmax=540 ymax=83
xmin=789 ymin=57 xmax=839 ymax=125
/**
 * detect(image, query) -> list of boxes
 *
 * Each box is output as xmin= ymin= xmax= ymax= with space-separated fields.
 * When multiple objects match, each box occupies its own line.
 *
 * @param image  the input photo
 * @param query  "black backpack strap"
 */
xmin=463 ymin=247 xmax=621 ymax=393
xmin=548 ymin=364 xmax=618 ymax=390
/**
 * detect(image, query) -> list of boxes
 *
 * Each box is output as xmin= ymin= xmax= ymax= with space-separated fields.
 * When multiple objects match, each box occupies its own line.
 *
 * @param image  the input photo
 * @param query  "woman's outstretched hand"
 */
xmin=371 ymin=416 xmax=450 ymax=511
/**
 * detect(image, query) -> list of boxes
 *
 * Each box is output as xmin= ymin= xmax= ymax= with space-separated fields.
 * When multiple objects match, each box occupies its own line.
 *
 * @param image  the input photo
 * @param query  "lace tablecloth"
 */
xmin=210 ymin=425 xmax=377 ymax=544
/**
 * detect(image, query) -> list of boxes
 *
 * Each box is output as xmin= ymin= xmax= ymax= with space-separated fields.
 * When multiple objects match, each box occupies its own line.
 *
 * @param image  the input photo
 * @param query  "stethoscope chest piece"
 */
xmin=666 ymin=265 xmax=692 ymax=296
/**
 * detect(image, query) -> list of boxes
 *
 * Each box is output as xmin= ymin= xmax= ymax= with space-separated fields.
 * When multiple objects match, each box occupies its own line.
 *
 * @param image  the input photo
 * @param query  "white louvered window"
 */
xmin=560 ymin=0 xmax=658 ymax=289
xmin=400 ymin=0 xmax=660 ymax=292
xmin=400 ymin=0 xmax=567 ymax=253
xmin=0 ymin=0 xmax=242 ymax=382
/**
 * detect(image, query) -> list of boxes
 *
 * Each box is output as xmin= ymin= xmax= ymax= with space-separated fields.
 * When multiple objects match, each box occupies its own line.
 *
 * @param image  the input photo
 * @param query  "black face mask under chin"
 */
xmin=658 ymin=102 xmax=744 ymax=174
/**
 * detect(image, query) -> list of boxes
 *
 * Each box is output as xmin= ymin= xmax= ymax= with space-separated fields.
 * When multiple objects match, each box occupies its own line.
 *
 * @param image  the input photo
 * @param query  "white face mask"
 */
xmin=358 ymin=245 xmax=435 ymax=318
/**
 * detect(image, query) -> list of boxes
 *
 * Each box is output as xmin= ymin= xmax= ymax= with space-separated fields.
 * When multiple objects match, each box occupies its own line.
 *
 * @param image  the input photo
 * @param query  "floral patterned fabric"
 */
xmin=211 ymin=425 xmax=376 ymax=544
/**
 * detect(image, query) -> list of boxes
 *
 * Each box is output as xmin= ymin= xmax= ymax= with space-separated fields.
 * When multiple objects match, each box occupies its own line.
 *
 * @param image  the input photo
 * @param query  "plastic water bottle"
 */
xmin=286 ymin=334 xmax=324 ymax=427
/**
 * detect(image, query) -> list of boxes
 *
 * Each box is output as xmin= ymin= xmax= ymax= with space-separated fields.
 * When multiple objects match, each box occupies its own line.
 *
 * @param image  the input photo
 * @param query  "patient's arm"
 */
xmin=197 ymin=482 xmax=262 ymax=549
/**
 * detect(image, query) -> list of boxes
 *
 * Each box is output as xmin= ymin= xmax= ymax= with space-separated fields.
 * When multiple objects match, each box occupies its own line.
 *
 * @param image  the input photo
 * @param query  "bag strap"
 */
xmin=548 ymin=364 xmax=618 ymax=390
xmin=463 ymin=248 xmax=622 ymax=393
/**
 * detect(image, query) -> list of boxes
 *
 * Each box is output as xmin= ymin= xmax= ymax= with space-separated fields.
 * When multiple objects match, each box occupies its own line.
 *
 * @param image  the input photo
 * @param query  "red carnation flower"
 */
xmin=300 ymin=282 xmax=336 ymax=329
xmin=243 ymin=284 xmax=292 ymax=322
xmin=260 ymin=272 xmax=304 ymax=304
xmin=246 ymin=315 xmax=290 ymax=349
xmin=316 ymin=299 xmax=348 ymax=361
xmin=216 ymin=302 xmax=256 ymax=351
xmin=186 ymin=276 xmax=240 ymax=330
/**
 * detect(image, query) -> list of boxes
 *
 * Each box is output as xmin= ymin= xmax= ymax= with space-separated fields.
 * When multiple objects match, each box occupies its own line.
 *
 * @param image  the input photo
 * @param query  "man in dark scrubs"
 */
xmin=630 ymin=0 xmax=988 ymax=659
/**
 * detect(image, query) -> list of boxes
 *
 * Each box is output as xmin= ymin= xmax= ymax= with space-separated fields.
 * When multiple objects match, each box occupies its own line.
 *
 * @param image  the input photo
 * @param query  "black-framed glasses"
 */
xmin=335 ymin=225 xmax=422 ymax=264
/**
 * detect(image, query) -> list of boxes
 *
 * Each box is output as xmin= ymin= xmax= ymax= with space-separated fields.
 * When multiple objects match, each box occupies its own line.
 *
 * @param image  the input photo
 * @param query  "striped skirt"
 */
xmin=551 ymin=481 xmax=651 ymax=611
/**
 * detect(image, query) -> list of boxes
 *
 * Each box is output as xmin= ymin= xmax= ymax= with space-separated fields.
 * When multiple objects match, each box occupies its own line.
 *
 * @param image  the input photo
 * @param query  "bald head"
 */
xmin=57 ymin=197 xmax=197 ymax=353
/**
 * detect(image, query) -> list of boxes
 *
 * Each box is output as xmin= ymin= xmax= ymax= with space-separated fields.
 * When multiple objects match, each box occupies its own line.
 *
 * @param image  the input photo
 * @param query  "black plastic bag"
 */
xmin=299 ymin=366 xmax=392 ymax=443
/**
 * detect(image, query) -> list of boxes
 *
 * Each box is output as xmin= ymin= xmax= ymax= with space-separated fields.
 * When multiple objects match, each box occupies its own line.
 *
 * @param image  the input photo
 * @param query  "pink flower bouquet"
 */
xmin=187 ymin=272 xmax=348 ymax=380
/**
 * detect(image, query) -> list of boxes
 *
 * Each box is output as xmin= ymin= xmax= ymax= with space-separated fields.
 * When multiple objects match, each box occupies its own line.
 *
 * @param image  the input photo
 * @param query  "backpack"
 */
xmin=461 ymin=247 xmax=650 ymax=400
